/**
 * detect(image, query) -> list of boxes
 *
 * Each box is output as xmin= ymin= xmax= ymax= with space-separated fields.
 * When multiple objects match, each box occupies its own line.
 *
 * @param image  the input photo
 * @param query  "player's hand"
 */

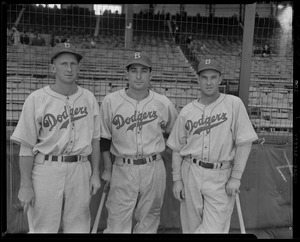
xmin=225 ymin=177 xmax=241 ymax=196
xmin=172 ymin=180 xmax=185 ymax=202
xmin=101 ymin=168 xmax=112 ymax=184
xmin=18 ymin=185 xmax=35 ymax=214
xmin=90 ymin=173 xmax=101 ymax=196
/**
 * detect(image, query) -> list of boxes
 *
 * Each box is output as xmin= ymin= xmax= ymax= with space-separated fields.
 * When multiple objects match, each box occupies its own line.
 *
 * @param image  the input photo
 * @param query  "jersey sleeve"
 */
xmin=161 ymin=97 xmax=178 ymax=134
xmin=166 ymin=111 xmax=187 ymax=152
xmin=232 ymin=97 xmax=258 ymax=145
xmin=92 ymin=95 xmax=101 ymax=141
xmin=10 ymin=93 xmax=41 ymax=149
xmin=99 ymin=95 xmax=112 ymax=140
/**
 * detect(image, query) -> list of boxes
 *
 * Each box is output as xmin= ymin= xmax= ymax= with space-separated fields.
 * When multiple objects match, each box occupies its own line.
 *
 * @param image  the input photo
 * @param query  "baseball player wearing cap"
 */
xmin=100 ymin=51 xmax=178 ymax=233
xmin=10 ymin=42 xmax=101 ymax=233
xmin=166 ymin=59 xmax=258 ymax=233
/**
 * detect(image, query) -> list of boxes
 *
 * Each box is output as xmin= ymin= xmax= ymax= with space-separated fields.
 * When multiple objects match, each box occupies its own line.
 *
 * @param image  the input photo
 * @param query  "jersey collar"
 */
xmin=44 ymin=84 xmax=82 ymax=100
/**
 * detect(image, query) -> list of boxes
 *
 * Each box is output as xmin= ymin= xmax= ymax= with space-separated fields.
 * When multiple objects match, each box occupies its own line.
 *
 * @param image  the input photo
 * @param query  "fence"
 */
xmin=5 ymin=3 xmax=293 ymax=234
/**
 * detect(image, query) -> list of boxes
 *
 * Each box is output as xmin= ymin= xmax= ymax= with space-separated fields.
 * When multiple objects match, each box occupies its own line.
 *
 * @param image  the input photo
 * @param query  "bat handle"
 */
xmin=91 ymin=182 xmax=109 ymax=233
xmin=235 ymin=193 xmax=246 ymax=234
xmin=27 ymin=207 xmax=34 ymax=233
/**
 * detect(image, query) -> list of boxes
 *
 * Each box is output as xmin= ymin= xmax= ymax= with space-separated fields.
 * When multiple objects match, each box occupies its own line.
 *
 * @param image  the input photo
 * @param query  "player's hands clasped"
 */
xmin=173 ymin=180 xmax=185 ymax=202
xmin=18 ymin=185 xmax=35 ymax=213
xmin=225 ymin=177 xmax=241 ymax=196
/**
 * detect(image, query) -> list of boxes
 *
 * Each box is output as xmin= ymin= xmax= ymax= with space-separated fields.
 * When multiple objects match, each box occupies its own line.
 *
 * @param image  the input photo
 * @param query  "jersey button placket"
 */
xmin=68 ymin=122 xmax=76 ymax=153
xmin=137 ymin=131 xmax=142 ymax=157
xmin=203 ymin=131 xmax=209 ymax=161
xmin=136 ymin=104 xmax=143 ymax=157
xmin=65 ymin=98 xmax=75 ymax=155
xmin=202 ymin=112 xmax=210 ymax=161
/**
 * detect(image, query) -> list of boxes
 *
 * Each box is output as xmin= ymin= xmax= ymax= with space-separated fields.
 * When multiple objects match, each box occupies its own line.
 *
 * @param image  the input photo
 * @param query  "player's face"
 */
xmin=51 ymin=53 xmax=80 ymax=85
xmin=126 ymin=64 xmax=151 ymax=91
xmin=198 ymin=69 xmax=221 ymax=97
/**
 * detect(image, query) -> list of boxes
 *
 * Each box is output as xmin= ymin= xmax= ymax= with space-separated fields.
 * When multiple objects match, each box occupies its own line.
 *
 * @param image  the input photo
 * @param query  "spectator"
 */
xmin=58 ymin=36 xmax=67 ymax=43
xmin=11 ymin=26 xmax=20 ymax=45
xmin=65 ymin=35 xmax=71 ymax=43
xmin=199 ymin=43 xmax=206 ymax=54
xmin=253 ymin=46 xmax=261 ymax=55
xmin=20 ymin=31 xmax=30 ymax=45
xmin=171 ymin=21 xmax=180 ymax=44
xmin=90 ymin=37 xmax=97 ymax=48
xmin=185 ymin=35 xmax=196 ymax=59
xmin=262 ymin=44 xmax=270 ymax=57
xmin=7 ymin=28 xmax=12 ymax=45
xmin=31 ymin=32 xmax=45 ymax=46
xmin=54 ymin=36 xmax=61 ymax=45
xmin=28 ymin=31 xmax=35 ymax=45
xmin=174 ymin=25 xmax=180 ymax=44
xmin=50 ymin=33 xmax=55 ymax=47
xmin=185 ymin=35 xmax=192 ymax=45
xmin=80 ymin=37 xmax=90 ymax=49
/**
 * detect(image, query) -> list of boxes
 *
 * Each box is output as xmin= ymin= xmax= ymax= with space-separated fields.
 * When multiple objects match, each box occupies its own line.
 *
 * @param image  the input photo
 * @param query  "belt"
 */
xmin=122 ymin=154 xmax=158 ymax=165
xmin=189 ymin=157 xmax=232 ymax=170
xmin=44 ymin=154 xmax=86 ymax=162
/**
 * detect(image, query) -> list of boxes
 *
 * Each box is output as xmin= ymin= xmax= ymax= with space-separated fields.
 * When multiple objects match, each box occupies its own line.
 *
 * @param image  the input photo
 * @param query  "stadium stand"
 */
xmin=7 ymin=30 xmax=292 ymax=137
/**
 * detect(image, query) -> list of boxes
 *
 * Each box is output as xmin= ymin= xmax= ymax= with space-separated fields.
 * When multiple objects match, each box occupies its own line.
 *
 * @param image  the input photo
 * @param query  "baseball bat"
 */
xmin=27 ymin=207 xmax=34 ymax=233
xmin=235 ymin=193 xmax=246 ymax=234
xmin=91 ymin=183 xmax=109 ymax=233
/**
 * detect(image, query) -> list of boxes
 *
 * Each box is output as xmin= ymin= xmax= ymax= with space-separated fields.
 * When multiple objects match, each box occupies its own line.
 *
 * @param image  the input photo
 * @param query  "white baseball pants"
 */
xmin=103 ymin=157 xmax=166 ymax=233
xmin=180 ymin=159 xmax=235 ymax=233
xmin=27 ymin=157 xmax=92 ymax=233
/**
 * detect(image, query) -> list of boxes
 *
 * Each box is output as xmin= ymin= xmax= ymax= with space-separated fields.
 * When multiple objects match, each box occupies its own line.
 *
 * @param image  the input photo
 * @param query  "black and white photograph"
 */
xmin=2 ymin=2 xmax=295 ymax=239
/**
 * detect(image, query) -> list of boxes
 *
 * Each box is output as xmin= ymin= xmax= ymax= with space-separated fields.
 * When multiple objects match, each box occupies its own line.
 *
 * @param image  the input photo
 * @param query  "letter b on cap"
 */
xmin=134 ymin=52 xmax=141 ymax=59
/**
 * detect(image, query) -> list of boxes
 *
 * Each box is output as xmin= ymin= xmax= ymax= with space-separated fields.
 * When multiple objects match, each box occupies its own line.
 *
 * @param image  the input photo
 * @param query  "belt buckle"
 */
xmin=128 ymin=155 xmax=157 ymax=165
xmin=203 ymin=161 xmax=214 ymax=169
xmin=62 ymin=156 xmax=70 ymax=162
xmin=134 ymin=158 xmax=146 ymax=165
xmin=193 ymin=159 xmax=213 ymax=169
xmin=63 ymin=155 xmax=78 ymax=162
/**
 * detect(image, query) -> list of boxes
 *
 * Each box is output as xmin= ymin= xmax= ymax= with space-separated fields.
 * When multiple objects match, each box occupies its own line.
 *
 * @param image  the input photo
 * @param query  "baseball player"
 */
xmin=10 ymin=42 xmax=101 ymax=233
xmin=99 ymin=51 xmax=178 ymax=233
xmin=166 ymin=59 xmax=258 ymax=233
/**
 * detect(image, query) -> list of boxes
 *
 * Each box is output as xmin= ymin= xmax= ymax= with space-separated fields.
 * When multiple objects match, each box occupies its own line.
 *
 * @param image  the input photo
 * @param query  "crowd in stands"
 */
xmin=6 ymin=3 xmax=288 ymax=59
xmin=8 ymin=27 xmax=46 ymax=46
xmin=7 ymin=25 xmax=123 ymax=50
xmin=253 ymin=43 xmax=271 ymax=57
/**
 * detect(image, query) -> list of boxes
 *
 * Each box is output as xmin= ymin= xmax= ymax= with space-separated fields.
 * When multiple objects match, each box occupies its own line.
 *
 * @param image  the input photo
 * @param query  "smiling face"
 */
xmin=50 ymin=53 xmax=81 ymax=85
xmin=126 ymin=64 xmax=152 ymax=92
xmin=198 ymin=69 xmax=222 ymax=98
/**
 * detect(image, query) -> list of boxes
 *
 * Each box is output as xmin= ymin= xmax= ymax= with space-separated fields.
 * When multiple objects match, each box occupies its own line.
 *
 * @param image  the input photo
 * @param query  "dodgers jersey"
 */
xmin=100 ymin=89 xmax=178 ymax=158
xmin=10 ymin=85 xmax=101 ymax=156
xmin=166 ymin=93 xmax=258 ymax=163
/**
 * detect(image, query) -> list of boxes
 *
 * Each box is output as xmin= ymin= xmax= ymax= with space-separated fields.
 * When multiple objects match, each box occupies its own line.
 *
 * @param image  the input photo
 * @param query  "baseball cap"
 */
xmin=125 ymin=51 xmax=152 ymax=69
xmin=197 ymin=59 xmax=222 ymax=74
xmin=51 ymin=42 xmax=83 ymax=63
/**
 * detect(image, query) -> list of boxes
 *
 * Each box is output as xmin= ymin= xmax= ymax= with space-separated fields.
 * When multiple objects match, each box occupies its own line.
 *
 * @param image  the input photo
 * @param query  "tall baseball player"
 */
xmin=166 ymin=59 xmax=258 ymax=233
xmin=99 ymin=51 xmax=178 ymax=233
xmin=10 ymin=42 xmax=101 ymax=233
